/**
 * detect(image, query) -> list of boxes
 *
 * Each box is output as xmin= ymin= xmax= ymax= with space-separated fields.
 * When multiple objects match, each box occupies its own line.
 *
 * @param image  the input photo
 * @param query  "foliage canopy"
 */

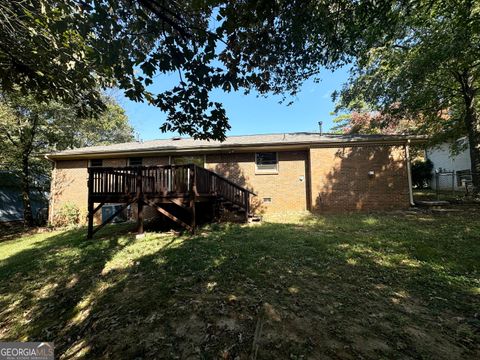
xmin=0 ymin=0 xmax=402 ymax=140
xmin=0 ymin=93 xmax=134 ymax=225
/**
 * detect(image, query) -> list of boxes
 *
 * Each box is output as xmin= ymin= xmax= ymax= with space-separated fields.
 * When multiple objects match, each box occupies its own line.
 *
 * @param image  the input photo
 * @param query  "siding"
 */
xmin=426 ymin=142 xmax=471 ymax=173
xmin=426 ymin=141 xmax=471 ymax=190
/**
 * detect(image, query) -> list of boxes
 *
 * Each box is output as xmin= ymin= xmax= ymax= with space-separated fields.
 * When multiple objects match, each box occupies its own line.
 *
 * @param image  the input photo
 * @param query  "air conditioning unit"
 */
xmin=102 ymin=204 xmax=127 ymax=223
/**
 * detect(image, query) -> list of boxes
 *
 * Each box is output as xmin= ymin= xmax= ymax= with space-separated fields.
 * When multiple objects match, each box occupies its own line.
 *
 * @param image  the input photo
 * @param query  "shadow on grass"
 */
xmin=0 ymin=214 xmax=479 ymax=359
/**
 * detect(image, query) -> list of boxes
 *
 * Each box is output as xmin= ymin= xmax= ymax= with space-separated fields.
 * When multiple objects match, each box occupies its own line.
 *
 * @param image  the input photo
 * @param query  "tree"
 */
xmin=332 ymin=110 xmax=388 ymax=134
xmin=335 ymin=1 xmax=480 ymax=189
xmin=0 ymin=0 xmax=400 ymax=140
xmin=5 ymin=1 xmax=479 ymax=188
xmin=411 ymin=159 xmax=434 ymax=189
xmin=331 ymin=101 xmax=419 ymax=135
xmin=49 ymin=98 xmax=135 ymax=149
xmin=0 ymin=94 xmax=133 ymax=226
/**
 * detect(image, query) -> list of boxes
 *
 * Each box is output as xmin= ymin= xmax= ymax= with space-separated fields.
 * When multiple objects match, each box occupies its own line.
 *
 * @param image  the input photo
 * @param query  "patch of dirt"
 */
xmin=216 ymin=317 xmax=239 ymax=331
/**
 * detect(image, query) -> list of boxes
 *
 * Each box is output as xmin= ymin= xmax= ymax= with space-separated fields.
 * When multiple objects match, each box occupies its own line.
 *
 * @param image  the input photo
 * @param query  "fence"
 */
xmin=432 ymin=170 xmax=475 ymax=198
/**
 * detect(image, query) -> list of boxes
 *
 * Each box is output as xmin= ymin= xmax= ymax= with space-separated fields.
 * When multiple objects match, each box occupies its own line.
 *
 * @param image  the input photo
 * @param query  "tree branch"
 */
xmin=4 ymin=130 xmax=19 ymax=147
xmin=136 ymin=0 xmax=192 ymax=40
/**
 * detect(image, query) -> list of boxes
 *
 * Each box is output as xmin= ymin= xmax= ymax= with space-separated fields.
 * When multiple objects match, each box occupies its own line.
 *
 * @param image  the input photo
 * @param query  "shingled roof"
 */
xmin=46 ymin=132 xmax=425 ymax=159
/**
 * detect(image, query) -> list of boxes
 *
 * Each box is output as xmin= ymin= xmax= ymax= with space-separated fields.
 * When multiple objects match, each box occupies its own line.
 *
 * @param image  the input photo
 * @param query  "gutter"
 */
xmin=405 ymin=140 xmax=415 ymax=206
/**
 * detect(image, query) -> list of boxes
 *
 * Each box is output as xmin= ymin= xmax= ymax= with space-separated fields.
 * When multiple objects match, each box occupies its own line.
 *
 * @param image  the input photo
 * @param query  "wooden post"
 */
xmin=191 ymin=165 xmax=197 ymax=233
xmin=245 ymin=193 xmax=250 ymax=223
xmin=87 ymin=200 xmax=94 ymax=239
xmin=137 ymin=199 xmax=144 ymax=235
xmin=191 ymin=165 xmax=197 ymax=195
xmin=191 ymin=200 xmax=196 ymax=234
xmin=87 ymin=169 xmax=94 ymax=239
xmin=212 ymin=200 xmax=217 ymax=222
xmin=136 ymin=167 xmax=144 ymax=236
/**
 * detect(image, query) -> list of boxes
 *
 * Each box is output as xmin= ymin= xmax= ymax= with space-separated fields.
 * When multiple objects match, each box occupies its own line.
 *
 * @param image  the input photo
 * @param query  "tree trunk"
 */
xmin=463 ymin=89 xmax=480 ymax=193
xmin=21 ymin=153 xmax=34 ymax=227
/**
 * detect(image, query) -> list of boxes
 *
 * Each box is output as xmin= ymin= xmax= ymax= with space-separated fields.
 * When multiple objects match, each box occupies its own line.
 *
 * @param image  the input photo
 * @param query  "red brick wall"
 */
xmin=206 ymin=151 xmax=309 ymax=214
xmin=309 ymin=145 xmax=410 ymax=212
xmin=49 ymin=146 xmax=410 ymax=222
xmin=49 ymin=159 xmax=89 ymax=224
xmin=50 ymin=156 xmax=169 ymax=224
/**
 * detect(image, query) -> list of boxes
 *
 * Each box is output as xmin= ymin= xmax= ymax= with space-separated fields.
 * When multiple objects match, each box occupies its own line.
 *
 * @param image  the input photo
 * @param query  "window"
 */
xmin=262 ymin=197 xmax=272 ymax=204
xmin=255 ymin=152 xmax=278 ymax=172
xmin=128 ymin=157 xmax=143 ymax=166
xmin=90 ymin=159 xmax=103 ymax=167
xmin=171 ymin=156 xmax=204 ymax=167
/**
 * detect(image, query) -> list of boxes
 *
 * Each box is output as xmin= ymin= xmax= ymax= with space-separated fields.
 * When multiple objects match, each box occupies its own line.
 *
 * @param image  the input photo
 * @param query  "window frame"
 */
xmin=89 ymin=159 xmax=103 ymax=167
xmin=171 ymin=155 xmax=205 ymax=168
xmin=128 ymin=157 xmax=143 ymax=167
xmin=255 ymin=152 xmax=279 ymax=174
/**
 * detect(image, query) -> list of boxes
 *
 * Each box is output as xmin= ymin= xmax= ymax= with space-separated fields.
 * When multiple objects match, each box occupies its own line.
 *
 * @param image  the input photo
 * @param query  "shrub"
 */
xmin=411 ymin=159 xmax=434 ymax=188
xmin=52 ymin=202 xmax=81 ymax=228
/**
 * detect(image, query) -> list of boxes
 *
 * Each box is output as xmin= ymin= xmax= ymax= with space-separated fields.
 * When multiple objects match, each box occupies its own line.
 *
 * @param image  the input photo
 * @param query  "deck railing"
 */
xmin=88 ymin=164 xmax=255 ymax=211
xmin=194 ymin=166 xmax=254 ymax=209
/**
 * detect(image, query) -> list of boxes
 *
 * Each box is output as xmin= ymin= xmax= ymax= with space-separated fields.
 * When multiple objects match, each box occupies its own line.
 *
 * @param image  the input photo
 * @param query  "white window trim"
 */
xmin=255 ymin=152 xmax=279 ymax=174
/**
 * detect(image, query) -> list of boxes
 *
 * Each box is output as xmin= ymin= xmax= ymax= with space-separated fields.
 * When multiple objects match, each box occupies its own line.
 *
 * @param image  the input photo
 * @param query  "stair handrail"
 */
xmin=193 ymin=165 xmax=257 ymax=196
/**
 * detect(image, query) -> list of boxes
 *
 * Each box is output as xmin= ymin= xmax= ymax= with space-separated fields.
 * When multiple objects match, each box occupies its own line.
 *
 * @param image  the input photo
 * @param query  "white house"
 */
xmin=425 ymin=138 xmax=471 ymax=190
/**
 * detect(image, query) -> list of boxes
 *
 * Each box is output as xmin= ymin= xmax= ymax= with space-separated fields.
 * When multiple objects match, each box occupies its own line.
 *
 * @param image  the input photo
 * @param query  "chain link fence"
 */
xmin=431 ymin=169 xmax=476 ymax=199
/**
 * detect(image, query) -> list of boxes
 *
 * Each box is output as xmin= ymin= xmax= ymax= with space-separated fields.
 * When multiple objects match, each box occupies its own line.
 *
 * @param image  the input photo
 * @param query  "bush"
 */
xmin=411 ymin=159 xmax=433 ymax=188
xmin=52 ymin=202 xmax=81 ymax=228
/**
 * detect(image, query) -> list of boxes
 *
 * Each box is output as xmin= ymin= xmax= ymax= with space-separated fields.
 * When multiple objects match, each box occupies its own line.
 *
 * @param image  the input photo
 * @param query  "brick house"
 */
xmin=46 ymin=132 xmax=421 ymax=236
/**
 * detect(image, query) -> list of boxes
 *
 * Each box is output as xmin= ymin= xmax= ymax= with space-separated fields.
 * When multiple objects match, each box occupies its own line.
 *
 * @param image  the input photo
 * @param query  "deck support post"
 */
xmin=145 ymin=200 xmax=193 ymax=232
xmin=87 ymin=200 xmax=94 ymax=239
xmin=136 ymin=167 xmax=144 ymax=236
xmin=191 ymin=200 xmax=196 ymax=234
xmin=191 ymin=165 xmax=197 ymax=234
xmin=90 ymin=200 xmax=134 ymax=237
xmin=212 ymin=201 xmax=217 ymax=222
xmin=87 ymin=168 xmax=94 ymax=239
xmin=137 ymin=199 xmax=144 ymax=235
xmin=245 ymin=194 xmax=250 ymax=223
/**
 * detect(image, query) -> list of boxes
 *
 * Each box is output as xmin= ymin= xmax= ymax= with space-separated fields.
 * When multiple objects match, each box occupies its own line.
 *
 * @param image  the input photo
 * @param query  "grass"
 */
xmin=0 ymin=211 xmax=479 ymax=359
xmin=413 ymin=188 xmax=471 ymax=202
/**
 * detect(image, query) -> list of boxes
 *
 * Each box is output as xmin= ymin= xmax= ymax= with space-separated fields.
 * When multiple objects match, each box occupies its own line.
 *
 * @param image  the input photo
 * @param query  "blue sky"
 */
xmin=117 ymin=67 xmax=350 ymax=141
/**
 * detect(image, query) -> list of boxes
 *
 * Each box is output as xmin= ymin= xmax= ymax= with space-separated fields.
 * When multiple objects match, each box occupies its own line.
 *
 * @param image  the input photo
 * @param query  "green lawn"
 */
xmin=1 ymin=211 xmax=479 ymax=359
xmin=413 ymin=188 xmax=467 ymax=202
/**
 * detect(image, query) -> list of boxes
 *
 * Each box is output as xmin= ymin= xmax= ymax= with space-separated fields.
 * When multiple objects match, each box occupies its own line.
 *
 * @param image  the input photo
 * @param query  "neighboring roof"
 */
xmin=46 ymin=132 xmax=426 ymax=159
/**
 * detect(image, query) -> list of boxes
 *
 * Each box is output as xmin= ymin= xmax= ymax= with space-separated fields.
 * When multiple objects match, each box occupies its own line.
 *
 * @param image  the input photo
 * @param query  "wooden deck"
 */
xmin=87 ymin=164 xmax=255 ymax=238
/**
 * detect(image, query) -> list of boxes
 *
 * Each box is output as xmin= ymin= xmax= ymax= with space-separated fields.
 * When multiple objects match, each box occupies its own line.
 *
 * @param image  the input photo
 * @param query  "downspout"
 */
xmin=405 ymin=140 xmax=415 ymax=206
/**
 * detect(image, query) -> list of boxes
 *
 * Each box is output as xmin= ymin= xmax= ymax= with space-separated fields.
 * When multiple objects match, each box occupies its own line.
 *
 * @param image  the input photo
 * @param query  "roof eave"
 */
xmin=45 ymin=135 xmax=427 ymax=160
